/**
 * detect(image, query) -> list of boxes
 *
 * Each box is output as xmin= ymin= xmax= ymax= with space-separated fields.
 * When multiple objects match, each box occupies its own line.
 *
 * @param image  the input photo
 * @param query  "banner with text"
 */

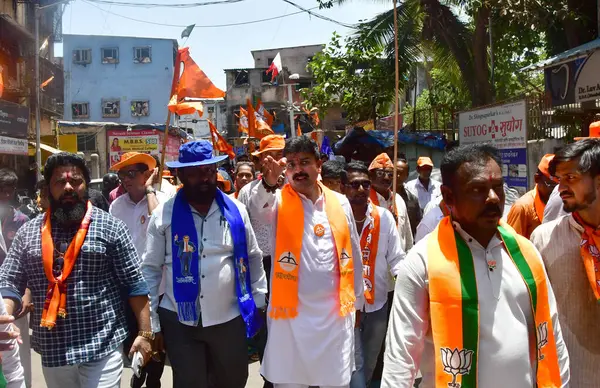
xmin=458 ymin=100 xmax=528 ymax=188
xmin=0 ymin=135 xmax=28 ymax=155
xmin=107 ymin=129 xmax=180 ymax=168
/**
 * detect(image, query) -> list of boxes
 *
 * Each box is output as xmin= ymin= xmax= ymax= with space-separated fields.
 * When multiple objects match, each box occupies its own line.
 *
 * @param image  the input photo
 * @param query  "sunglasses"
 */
xmin=374 ymin=170 xmax=394 ymax=178
xmin=118 ymin=169 xmax=144 ymax=180
xmin=346 ymin=180 xmax=371 ymax=190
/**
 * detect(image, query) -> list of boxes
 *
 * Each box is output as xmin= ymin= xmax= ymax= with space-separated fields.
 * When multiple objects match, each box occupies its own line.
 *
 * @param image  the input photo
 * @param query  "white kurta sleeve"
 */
xmin=240 ymin=204 xmax=267 ymax=308
xmin=248 ymin=180 xmax=278 ymax=224
xmin=141 ymin=209 xmax=166 ymax=333
xmin=383 ymin=210 xmax=406 ymax=277
xmin=381 ymin=246 xmax=430 ymax=388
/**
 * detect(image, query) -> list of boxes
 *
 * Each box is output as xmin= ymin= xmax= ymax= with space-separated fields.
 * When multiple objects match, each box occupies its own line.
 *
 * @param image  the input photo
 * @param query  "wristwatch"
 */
xmin=145 ymin=187 xmax=157 ymax=196
xmin=138 ymin=330 xmax=155 ymax=340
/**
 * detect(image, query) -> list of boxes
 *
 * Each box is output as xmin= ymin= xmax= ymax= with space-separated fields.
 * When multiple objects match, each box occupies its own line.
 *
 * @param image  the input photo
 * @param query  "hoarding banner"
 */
xmin=0 ymin=100 xmax=29 ymax=139
xmin=107 ymin=129 xmax=180 ymax=167
xmin=458 ymin=100 xmax=528 ymax=188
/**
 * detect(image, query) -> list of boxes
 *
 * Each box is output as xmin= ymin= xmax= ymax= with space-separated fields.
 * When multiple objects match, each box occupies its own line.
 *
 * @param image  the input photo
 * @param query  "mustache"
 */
xmin=293 ymin=172 xmax=309 ymax=180
xmin=59 ymin=192 xmax=81 ymax=202
xmin=480 ymin=204 xmax=502 ymax=216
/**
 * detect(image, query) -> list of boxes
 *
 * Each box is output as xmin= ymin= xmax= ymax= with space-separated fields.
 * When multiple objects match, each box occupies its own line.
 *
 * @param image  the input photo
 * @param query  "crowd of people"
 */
xmin=0 ymin=126 xmax=598 ymax=388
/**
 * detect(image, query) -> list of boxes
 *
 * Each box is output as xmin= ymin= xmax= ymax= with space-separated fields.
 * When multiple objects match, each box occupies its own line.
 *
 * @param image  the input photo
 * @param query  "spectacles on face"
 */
xmin=346 ymin=180 xmax=371 ymax=190
xmin=374 ymin=169 xmax=394 ymax=179
xmin=118 ymin=169 xmax=144 ymax=181
xmin=541 ymin=178 xmax=558 ymax=188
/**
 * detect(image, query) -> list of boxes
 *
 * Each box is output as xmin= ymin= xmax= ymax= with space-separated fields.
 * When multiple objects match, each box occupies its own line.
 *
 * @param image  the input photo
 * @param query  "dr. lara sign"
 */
xmin=459 ymin=100 xmax=528 ymax=189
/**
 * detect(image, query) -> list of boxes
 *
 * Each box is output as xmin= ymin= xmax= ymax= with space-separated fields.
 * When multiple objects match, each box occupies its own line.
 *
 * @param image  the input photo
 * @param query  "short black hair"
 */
xmin=43 ymin=152 xmax=91 ymax=184
xmin=341 ymin=161 xmax=369 ymax=184
xmin=0 ymin=168 xmax=18 ymax=187
xmin=321 ymin=160 xmax=346 ymax=180
xmin=550 ymin=138 xmax=600 ymax=178
xmin=234 ymin=161 xmax=255 ymax=176
xmin=283 ymin=136 xmax=320 ymax=160
xmin=440 ymin=144 xmax=501 ymax=188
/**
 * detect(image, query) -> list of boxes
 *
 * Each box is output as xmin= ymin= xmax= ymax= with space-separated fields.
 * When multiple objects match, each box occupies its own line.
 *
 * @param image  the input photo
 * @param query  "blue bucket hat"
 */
xmin=165 ymin=140 xmax=228 ymax=168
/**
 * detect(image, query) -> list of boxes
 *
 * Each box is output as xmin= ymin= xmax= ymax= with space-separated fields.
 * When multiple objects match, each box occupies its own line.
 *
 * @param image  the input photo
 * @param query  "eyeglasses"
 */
xmin=118 ymin=169 xmax=144 ymax=180
xmin=346 ymin=180 xmax=371 ymax=190
xmin=374 ymin=170 xmax=394 ymax=178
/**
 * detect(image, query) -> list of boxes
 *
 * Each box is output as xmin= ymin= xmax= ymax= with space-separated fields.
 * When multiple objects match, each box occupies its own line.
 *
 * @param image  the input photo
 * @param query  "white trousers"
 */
xmin=274 ymin=385 xmax=349 ymax=388
xmin=42 ymin=347 xmax=122 ymax=388
xmin=14 ymin=316 xmax=30 ymax=388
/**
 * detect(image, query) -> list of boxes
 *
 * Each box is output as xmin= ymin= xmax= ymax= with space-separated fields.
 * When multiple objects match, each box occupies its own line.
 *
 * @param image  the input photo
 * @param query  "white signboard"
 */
xmin=458 ymin=100 xmax=528 ymax=188
xmin=0 ymin=135 xmax=28 ymax=155
xmin=575 ymin=50 xmax=600 ymax=102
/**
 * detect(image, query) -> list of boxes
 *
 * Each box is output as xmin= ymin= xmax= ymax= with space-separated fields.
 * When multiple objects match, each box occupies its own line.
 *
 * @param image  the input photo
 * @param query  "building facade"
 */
xmin=62 ymin=34 xmax=177 ymax=124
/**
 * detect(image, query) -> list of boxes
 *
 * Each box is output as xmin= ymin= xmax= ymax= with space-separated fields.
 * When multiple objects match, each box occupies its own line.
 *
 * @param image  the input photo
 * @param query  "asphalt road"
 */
xmin=30 ymin=348 xmax=265 ymax=388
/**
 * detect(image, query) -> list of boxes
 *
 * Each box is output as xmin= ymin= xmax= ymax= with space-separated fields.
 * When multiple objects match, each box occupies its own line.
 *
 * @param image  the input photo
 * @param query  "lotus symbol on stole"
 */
xmin=537 ymin=322 xmax=549 ymax=360
xmin=440 ymin=347 xmax=473 ymax=387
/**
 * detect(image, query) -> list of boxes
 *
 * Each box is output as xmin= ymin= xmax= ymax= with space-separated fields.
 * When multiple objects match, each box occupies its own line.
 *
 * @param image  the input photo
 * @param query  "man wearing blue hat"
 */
xmin=141 ymin=140 xmax=267 ymax=388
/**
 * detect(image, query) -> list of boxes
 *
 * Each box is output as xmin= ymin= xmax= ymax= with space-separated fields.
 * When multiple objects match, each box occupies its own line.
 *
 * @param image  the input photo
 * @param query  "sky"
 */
xmin=56 ymin=0 xmax=392 ymax=89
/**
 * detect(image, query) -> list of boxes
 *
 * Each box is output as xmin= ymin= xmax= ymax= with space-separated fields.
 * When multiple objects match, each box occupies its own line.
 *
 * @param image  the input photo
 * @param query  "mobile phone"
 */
xmin=132 ymin=351 xmax=143 ymax=378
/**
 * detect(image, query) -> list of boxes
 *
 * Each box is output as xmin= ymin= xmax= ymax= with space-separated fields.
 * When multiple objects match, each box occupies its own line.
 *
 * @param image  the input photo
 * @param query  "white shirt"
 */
xmin=415 ymin=205 xmax=444 ymax=244
xmin=359 ymin=203 xmax=405 ymax=313
xmin=238 ymin=179 xmax=272 ymax=255
xmin=543 ymin=185 xmax=568 ymax=223
xmin=382 ymin=222 xmax=570 ymax=388
xmin=0 ymin=295 xmax=24 ymax=387
xmin=141 ymin=196 xmax=267 ymax=333
xmin=109 ymin=191 xmax=168 ymax=258
xmin=370 ymin=191 xmax=413 ymax=252
xmin=155 ymin=178 xmax=178 ymax=198
xmin=248 ymin=182 xmax=364 ymax=386
xmin=405 ymin=178 xmax=441 ymax=211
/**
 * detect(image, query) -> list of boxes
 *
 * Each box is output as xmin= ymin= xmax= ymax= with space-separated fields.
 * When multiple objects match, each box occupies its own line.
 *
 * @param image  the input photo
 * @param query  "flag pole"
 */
xmin=391 ymin=0 xmax=400 ymax=214
xmin=158 ymin=112 xmax=171 ymax=191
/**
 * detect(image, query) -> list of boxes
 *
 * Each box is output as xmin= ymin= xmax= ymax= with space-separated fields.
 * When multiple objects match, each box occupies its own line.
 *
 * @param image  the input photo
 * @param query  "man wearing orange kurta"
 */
xmin=506 ymin=154 xmax=556 ymax=238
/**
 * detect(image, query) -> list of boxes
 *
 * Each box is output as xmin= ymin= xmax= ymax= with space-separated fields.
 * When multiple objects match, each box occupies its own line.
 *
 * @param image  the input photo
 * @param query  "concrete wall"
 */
xmin=178 ymin=100 xmax=227 ymax=139
xmin=63 ymin=35 xmax=175 ymax=124
xmin=252 ymin=45 xmax=324 ymax=78
xmin=526 ymin=138 xmax=567 ymax=190
xmin=59 ymin=124 xmax=108 ymax=177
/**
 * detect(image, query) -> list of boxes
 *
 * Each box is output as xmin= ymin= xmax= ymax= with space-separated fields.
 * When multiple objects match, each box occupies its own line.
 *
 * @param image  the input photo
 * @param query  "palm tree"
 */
xmin=321 ymin=0 xmax=494 ymax=106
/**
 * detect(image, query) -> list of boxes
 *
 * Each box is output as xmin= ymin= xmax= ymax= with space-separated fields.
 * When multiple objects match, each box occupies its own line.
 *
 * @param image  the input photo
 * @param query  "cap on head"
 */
xmin=368 ymin=153 xmax=393 ymax=170
xmin=217 ymin=172 xmax=231 ymax=191
xmin=110 ymin=152 xmax=156 ymax=172
xmin=575 ymin=121 xmax=600 ymax=141
xmin=251 ymin=135 xmax=285 ymax=156
xmin=165 ymin=140 xmax=228 ymax=169
xmin=537 ymin=154 xmax=554 ymax=179
xmin=417 ymin=157 xmax=434 ymax=168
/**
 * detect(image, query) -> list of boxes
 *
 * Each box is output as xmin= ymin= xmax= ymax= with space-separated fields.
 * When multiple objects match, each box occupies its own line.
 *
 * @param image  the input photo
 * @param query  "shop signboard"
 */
xmin=458 ymin=100 xmax=528 ymax=189
xmin=545 ymin=49 xmax=600 ymax=106
xmin=0 ymin=100 xmax=29 ymax=139
xmin=0 ymin=135 xmax=28 ymax=155
xmin=107 ymin=129 xmax=180 ymax=167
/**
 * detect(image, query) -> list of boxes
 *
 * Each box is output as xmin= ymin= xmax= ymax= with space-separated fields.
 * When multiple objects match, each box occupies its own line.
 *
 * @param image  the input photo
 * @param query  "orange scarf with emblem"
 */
xmin=271 ymin=182 xmax=355 ymax=319
xmin=41 ymin=201 xmax=93 ymax=329
xmin=361 ymin=203 xmax=381 ymax=304
xmin=573 ymin=212 xmax=600 ymax=302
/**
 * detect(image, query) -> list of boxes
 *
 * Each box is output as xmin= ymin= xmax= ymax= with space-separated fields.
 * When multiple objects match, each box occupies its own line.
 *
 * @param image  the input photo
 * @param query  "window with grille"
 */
xmin=102 ymin=100 xmax=120 ymax=118
xmin=72 ymin=49 xmax=92 ymax=65
xmin=76 ymin=134 xmax=97 ymax=152
xmin=71 ymin=102 xmax=89 ymax=119
xmin=101 ymin=48 xmax=119 ymax=64
xmin=131 ymin=100 xmax=149 ymax=117
xmin=134 ymin=47 xmax=152 ymax=64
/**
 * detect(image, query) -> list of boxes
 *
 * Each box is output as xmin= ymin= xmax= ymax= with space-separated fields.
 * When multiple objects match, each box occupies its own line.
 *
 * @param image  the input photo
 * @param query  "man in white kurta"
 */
xmin=248 ymin=136 xmax=364 ymax=388
xmin=382 ymin=143 xmax=569 ymax=388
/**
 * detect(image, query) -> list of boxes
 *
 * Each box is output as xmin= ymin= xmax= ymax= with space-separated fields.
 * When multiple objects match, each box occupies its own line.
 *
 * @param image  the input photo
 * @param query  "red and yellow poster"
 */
xmin=107 ymin=129 xmax=180 ymax=167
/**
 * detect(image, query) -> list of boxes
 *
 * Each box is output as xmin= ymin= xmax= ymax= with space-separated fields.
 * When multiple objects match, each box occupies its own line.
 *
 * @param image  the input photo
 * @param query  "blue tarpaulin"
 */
xmin=334 ymin=127 xmax=447 ymax=152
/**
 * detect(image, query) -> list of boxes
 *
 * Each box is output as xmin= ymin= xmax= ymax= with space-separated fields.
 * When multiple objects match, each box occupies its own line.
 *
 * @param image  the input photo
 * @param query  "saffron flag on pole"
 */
xmin=256 ymin=99 xmax=274 ymax=126
xmin=238 ymin=107 xmax=249 ymax=135
xmin=297 ymin=122 xmax=302 ymax=137
xmin=168 ymin=47 xmax=225 ymax=116
xmin=265 ymin=52 xmax=282 ymax=82
xmin=40 ymin=76 xmax=54 ymax=90
xmin=208 ymin=120 xmax=235 ymax=159
xmin=302 ymin=106 xmax=320 ymax=127
xmin=247 ymin=99 xmax=274 ymax=139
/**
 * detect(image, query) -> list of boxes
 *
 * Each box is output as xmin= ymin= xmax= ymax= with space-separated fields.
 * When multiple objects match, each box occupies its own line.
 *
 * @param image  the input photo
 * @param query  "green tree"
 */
xmin=302 ymin=33 xmax=396 ymax=124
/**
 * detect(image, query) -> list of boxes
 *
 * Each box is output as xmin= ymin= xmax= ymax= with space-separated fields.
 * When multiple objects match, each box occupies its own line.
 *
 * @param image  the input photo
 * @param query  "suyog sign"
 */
xmin=458 ymin=100 xmax=528 ymax=189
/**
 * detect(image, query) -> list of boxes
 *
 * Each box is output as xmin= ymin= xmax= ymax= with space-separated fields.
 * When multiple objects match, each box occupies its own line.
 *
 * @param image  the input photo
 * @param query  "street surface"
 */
xmin=29 ymin=345 xmax=265 ymax=388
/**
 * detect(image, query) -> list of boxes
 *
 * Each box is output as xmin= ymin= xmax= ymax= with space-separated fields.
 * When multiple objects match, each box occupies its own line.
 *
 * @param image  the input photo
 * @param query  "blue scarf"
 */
xmin=171 ymin=189 xmax=261 ymax=338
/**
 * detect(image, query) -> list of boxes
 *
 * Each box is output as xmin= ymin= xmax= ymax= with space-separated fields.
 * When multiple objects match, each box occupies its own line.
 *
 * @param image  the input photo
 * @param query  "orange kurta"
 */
xmin=506 ymin=189 xmax=542 ymax=239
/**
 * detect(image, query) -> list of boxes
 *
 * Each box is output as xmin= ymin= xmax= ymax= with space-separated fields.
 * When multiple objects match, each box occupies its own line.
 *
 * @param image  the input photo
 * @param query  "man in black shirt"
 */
xmin=395 ymin=159 xmax=422 ymax=237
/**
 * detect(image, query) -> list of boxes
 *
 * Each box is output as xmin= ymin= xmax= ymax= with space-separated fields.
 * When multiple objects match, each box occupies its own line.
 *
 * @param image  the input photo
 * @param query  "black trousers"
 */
xmin=159 ymin=308 xmax=249 ymax=388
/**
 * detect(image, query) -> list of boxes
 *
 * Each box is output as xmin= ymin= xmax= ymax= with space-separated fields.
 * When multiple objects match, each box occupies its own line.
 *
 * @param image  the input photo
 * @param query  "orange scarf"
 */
xmin=439 ymin=199 xmax=450 ymax=216
xmin=534 ymin=185 xmax=545 ymax=222
xmin=369 ymin=189 xmax=398 ymax=222
xmin=361 ymin=203 xmax=380 ymax=304
xmin=271 ymin=182 xmax=355 ymax=319
xmin=41 ymin=201 xmax=93 ymax=329
xmin=573 ymin=212 xmax=600 ymax=302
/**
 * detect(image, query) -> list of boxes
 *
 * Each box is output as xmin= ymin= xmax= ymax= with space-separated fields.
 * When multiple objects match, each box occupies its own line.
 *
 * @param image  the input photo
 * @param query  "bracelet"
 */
xmin=145 ymin=187 xmax=157 ymax=195
xmin=138 ymin=330 xmax=155 ymax=340
xmin=261 ymin=178 xmax=278 ymax=194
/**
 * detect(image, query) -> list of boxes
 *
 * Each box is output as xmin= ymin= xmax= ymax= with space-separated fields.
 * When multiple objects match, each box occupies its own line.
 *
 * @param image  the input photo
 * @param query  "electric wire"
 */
xmin=84 ymin=0 xmax=246 ymax=8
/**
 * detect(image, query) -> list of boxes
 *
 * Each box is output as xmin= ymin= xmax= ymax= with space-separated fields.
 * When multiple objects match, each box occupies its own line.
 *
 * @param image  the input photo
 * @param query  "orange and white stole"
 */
xmin=361 ymin=203 xmax=381 ymax=304
xmin=271 ymin=182 xmax=355 ymax=319
xmin=534 ymin=186 xmax=546 ymax=222
xmin=572 ymin=212 xmax=600 ymax=301
xmin=41 ymin=201 xmax=93 ymax=329
xmin=369 ymin=189 xmax=398 ymax=223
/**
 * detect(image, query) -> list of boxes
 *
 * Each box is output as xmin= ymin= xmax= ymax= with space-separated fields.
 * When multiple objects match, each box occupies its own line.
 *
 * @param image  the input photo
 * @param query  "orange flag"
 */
xmin=297 ymin=122 xmax=302 ymax=137
xmin=208 ymin=120 xmax=235 ymax=159
xmin=256 ymin=99 xmax=274 ymax=126
xmin=238 ymin=107 xmax=249 ymax=135
xmin=247 ymin=99 xmax=274 ymax=139
xmin=303 ymin=106 xmax=320 ymax=126
xmin=0 ymin=68 xmax=3 ymax=99
xmin=168 ymin=47 xmax=225 ymax=116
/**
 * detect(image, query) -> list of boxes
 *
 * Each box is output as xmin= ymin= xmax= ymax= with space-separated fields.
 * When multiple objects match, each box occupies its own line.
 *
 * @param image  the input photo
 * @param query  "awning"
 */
xmin=0 ymin=14 xmax=35 ymax=42
xmin=29 ymin=142 xmax=63 ymax=155
xmin=521 ymin=38 xmax=600 ymax=72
